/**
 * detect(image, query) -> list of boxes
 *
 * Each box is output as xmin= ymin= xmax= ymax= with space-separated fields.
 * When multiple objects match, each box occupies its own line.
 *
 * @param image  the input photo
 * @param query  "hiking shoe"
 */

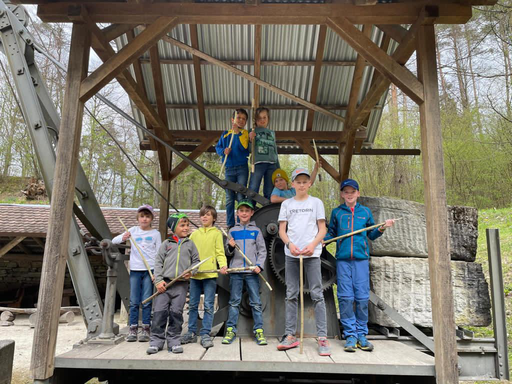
xmin=357 ymin=335 xmax=374 ymax=352
xmin=255 ymin=329 xmax=267 ymax=346
xmin=146 ymin=346 xmax=160 ymax=355
xmin=201 ymin=334 xmax=214 ymax=349
xmin=180 ymin=331 xmax=197 ymax=344
xmin=277 ymin=335 xmax=299 ymax=351
xmin=344 ymin=336 xmax=357 ymax=352
xmin=126 ymin=325 xmax=138 ymax=342
xmin=318 ymin=337 xmax=331 ymax=356
xmin=169 ymin=345 xmax=183 ymax=354
xmin=222 ymin=327 xmax=236 ymax=344
xmin=138 ymin=324 xmax=150 ymax=342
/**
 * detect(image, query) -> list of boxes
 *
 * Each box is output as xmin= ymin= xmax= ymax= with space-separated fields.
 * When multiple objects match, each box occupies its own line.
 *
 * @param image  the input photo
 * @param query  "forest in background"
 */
xmin=0 ymin=4 xmax=512 ymax=215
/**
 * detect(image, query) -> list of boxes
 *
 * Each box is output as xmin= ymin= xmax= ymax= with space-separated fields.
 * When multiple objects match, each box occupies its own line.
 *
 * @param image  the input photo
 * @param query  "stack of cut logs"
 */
xmin=0 ymin=306 xmax=80 ymax=327
xmin=21 ymin=179 xmax=47 ymax=200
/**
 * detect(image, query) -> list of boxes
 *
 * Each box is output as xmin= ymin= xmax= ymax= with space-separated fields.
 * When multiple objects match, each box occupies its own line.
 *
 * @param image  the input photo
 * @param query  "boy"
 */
xmin=216 ymin=109 xmax=250 ymax=228
xmin=112 ymin=204 xmax=161 ymax=342
xmin=277 ymin=168 xmax=331 ymax=356
xmin=324 ymin=179 xmax=394 ymax=352
xmin=270 ymin=162 xmax=321 ymax=203
xmin=146 ymin=213 xmax=200 ymax=354
xmin=181 ymin=205 xmax=228 ymax=349
xmin=222 ymin=199 xmax=268 ymax=346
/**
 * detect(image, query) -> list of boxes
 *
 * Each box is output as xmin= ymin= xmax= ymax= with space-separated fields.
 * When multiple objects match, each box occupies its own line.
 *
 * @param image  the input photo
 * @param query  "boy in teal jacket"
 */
xmin=324 ymin=179 xmax=394 ymax=352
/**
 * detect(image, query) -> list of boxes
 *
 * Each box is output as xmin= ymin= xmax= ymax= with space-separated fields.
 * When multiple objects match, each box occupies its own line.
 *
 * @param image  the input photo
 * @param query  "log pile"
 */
xmin=21 ymin=179 xmax=47 ymax=200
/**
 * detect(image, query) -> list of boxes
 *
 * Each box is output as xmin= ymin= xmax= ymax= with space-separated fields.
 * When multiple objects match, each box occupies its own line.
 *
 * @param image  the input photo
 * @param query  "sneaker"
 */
xmin=317 ymin=337 xmax=331 ymax=356
xmin=126 ymin=325 xmax=138 ymax=342
xmin=277 ymin=335 xmax=299 ymax=351
xmin=254 ymin=329 xmax=267 ymax=346
xmin=222 ymin=327 xmax=236 ymax=344
xmin=344 ymin=336 xmax=357 ymax=352
xmin=180 ymin=331 xmax=197 ymax=344
xmin=357 ymin=335 xmax=374 ymax=352
xmin=139 ymin=324 xmax=150 ymax=342
xmin=201 ymin=334 xmax=214 ymax=349
xmin=146 ymin=346 xmax=160 ymax=355
xmin=169 ymin=345 xmax=183 ymax=354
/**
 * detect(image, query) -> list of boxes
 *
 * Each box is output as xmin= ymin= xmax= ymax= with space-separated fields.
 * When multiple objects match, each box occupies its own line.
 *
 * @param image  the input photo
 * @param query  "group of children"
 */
xmin=115 ymin=107 xmax=394 ymax=356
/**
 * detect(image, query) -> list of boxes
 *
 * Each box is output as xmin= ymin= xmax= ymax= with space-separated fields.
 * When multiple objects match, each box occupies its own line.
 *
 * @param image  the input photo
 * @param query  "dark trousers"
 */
xmin=149 ymin=281 xmax=188 ymax=349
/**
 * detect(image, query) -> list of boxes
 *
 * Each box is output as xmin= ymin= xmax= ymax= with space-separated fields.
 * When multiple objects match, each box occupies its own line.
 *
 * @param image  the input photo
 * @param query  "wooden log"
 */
xmin=0 ymin=306 xmax=81 ymax=315
xmin=0 ymin=311 xmax=15 ymax=322
xmin=59 ymin=311 xmax=75 ymax=324
xmin=0 ymin=321 xmax=13 ymax=327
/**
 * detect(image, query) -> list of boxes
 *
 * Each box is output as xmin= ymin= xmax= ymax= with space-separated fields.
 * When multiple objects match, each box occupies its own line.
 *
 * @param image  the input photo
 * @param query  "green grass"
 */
xmin=0 ymin=176 xmax=49 ymax=204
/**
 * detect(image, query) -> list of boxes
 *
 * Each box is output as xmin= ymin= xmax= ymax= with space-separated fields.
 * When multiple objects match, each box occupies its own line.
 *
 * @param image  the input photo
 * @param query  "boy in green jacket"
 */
xmin=181 ymin=205 xmax=228 ymax=349
xmin=147 ymin=213 xmax=199 ymax=355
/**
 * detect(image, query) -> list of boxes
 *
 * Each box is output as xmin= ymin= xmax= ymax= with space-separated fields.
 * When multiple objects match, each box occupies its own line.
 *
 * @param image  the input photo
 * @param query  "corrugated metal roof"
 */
xmin=115 ymin=23 xmax=397 ymax=147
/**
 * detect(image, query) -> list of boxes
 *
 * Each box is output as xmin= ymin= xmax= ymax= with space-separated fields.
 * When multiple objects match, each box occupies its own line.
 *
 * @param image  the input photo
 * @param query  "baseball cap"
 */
xmin=137 ymin=204 xmax=154 ymax=216
xmin=236 ymin=199 xmax=254 ymax=210
xmin=291 ymin=167 xmax=311 ymax=182
xmin=340 ymin=179 xmax=359 ymax=191
xmin=272 ymin=168 xmax=289 ymax=184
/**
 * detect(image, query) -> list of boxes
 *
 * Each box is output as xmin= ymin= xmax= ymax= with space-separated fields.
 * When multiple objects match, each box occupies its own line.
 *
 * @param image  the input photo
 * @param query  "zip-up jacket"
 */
xmin=154 ymin=237 xmax=200 ymax=285
xmin=226 ymin=221 xmax=267 ymax=272
xmin=215 ymin=129 xmax=250 ymax=168
xmin=252 ymin=127 xmax=279 ymax=164
xmin=190 ymin=226 xmax=228 ymax=280
xmin=324 ymin=203 xmax=383 ymax=260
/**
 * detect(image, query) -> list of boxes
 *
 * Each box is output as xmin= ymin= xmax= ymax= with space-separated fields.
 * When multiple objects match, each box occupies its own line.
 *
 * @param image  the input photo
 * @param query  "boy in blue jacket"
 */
xmin=324 ymin=179 xmax=394 ymax=353
xmin=216 ymin=109 xmax=250 ymax=228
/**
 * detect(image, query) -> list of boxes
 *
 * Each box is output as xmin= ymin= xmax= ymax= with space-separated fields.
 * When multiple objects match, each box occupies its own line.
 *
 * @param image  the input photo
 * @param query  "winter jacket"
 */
xmin=226 ymin=221 xmax=267 ymax=272
xmin=190 ymin=226 xmax=228 ymax=279
xmin=252 ymin=127 xmax=279 ymax=164
xmin=324 ymin=203 xmax=383 ymax=260
xmin=215 ymin=129 xmax=250 ymax=168
xmin=154 ymin=237 xmax=200 ymax=284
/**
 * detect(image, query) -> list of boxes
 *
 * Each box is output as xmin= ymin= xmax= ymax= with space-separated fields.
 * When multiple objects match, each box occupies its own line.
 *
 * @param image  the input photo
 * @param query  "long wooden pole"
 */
xmin=251 ymin=99 xmax=257 ymax=173
xmin=200 ymin=266 xmax=256 ymax=274
xmin=323 ymin=219 xmax=400 ymax=245
xmin=299 ymin=256 xmax=304 ymax=354
xmin=31 ymin=23 xmax=90 ymax=381
xmin=312 ymin=138 xmax=321 ymax=182
xmin=219 ymin=111 xmax=237 ymax=178
xmin=118 ymin=218 xmax=154 ymax=280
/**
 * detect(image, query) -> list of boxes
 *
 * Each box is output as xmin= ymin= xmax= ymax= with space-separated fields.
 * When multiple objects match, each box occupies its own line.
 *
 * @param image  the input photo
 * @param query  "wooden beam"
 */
xmin=254 ymin=24 xmax=262 ymax=109
xmin=161 ymin=34 xmax=347 ymax=124
xmin=306 ymin=25 xmax=327 ymax=131
xmin=417 ymin=23 xmax=458 ymax=384
xmin=32 ymin=237 xmax=46 ymax=250
xmin=140 ymin=58 xmax=359 ymax=66
xmin=295 ymin=139 xmax=341 ymax=183
xmin=376 ymin=24 xmax=408 ymax=44
xmin=169 ymin=137 xmax=218 ymax=181
xmin=31 ymin=23 xmax=90 ymax=381
xmin=101 ymin=23 xmax=138 ymax=43
xmin=80 ymin=16 xmax=178 ymax=101
xmin=158 ymin=151 xmax=172 ymax=240
xmin=0 ymin=237 xmax=27 ymax=258
xmin=38 ymin=3 xmax=473 ymax=25
xmin=158 ymin=103 xmax=356 ymax=110
xmin=327 ymin=17 xmax=424 ymax=104
xmin=190 ymin=25 xmax=207 ymax=130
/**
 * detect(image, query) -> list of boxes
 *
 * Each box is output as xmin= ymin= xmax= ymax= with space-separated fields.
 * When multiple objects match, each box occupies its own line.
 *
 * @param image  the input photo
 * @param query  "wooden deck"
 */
xmin=55 ymin=337 xmax=435 ymax=377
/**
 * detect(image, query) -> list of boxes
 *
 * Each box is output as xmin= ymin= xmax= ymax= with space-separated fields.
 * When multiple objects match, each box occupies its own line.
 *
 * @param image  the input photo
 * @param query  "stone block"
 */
xmin=369 ymin=257 xmax=491 ymax=328
xmin=0 ymin=340 xmax=14 ymax=384
xmin=358 ymin=197 xmax=477 ymax=261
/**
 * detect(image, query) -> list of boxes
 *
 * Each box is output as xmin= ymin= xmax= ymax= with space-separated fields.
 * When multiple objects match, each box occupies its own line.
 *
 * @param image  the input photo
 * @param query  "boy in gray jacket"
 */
xmin=147 ymin=213 xmax=200 ymax=354
xmin=222 ymin=200 xmax=268 ymax=345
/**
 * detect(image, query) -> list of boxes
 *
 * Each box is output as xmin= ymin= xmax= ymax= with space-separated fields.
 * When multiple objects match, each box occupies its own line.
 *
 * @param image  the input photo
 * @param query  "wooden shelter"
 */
xmin=4 ymin=0 xmax=497 ymax=382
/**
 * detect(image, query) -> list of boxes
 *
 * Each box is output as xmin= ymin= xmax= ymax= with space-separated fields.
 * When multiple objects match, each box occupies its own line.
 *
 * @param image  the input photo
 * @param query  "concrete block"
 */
xmin=358 ymin=197 xmax=477 ymax=261
xmin=0 ymin=339 xmax=14 ymax=384
xmin=369 ymin=257 xmax=492 ymax=328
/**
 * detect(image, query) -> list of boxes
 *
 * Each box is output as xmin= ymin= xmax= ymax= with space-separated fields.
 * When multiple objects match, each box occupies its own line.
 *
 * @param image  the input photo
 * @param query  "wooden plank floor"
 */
xmin=55 ymin=337 xmax=435 ymax=377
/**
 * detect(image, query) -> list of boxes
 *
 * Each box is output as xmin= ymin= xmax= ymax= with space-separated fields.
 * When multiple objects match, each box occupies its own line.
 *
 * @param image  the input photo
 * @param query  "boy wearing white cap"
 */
xmin=277 ymin=168 xmax=331 ymax=356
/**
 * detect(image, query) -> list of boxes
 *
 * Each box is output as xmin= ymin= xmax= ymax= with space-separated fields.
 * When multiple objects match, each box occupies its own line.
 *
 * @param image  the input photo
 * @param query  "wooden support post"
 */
xmin=170 ymin=138 xmax=218 ymax=181
xmin=31 ymin=23 xmax=90 ymax=381
xmin=159 ymin=174 xmax=171 ymax=240
xmin=295 ymin=139 xmax=341 ymax=182
xmin=306 ymin=25 xmax=327 ymax=131
xmin=0 ymin=237 xmax=27 ymax=258
xmin=417 ymin=24 xmax=458 ymax=384
xmin=190 ymin=25 xmax=207 ymax=130
xmin=254 ymin=24 xmax=262 ymax=109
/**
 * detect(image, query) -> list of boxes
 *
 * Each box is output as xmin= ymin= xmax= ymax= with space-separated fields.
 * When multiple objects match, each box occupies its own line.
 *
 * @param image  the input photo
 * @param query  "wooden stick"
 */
xmin=142 ymin=256 xmax=212 ymax=304
xmin=219 ymin=227 xmax=273 ymax=291
xmin=200 ymin=266 xmax=256 ymax=274
xmin=299 ymin=256 xmax=304 ymax=354
xmin=312 ymin=138 xmax=321 ymax=182
xmin=118 ymin=217 xmax=154 ymax=280
xmin=251 ymin=98 xmax=256 ymax=173
xmin=323 ymin=218 xmax=401 ymax=245
xmin=219 ymin=111 xmax=237 ymax=178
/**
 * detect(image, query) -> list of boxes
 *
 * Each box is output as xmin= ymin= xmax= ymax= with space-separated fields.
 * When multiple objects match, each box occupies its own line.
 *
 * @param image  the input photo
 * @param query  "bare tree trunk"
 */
xmin=450 ymin=26 xmax=469 ymax=110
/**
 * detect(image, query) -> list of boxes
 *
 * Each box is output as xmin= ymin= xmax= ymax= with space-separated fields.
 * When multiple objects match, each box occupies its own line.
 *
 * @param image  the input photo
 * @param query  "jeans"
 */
xmin=284 ymin=256 xmax=327 ymax=337
xmin=225 ymin=164 xmax=249 ymax=227
xmin=226 ymin=273 xmax=263 ymax=333
xmin=129 ymin=270 xmax=154 ymax=326
xmin=249 ymin=162 xmax=279 ymax=201
xmin=188 ymin=278 xmax=217 ymax=336
xmin=336 ymin=259 xmax=370 ymax=338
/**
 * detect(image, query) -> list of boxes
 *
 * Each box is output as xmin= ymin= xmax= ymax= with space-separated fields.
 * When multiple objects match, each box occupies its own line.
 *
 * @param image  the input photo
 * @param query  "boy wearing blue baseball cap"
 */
xmin=324 ymin=179 xmax=394 ymax=352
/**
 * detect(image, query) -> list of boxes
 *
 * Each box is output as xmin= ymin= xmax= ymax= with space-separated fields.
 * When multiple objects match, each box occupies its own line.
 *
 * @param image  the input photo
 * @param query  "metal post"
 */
xmin=486 ymin=229 xmax=510 ymax=381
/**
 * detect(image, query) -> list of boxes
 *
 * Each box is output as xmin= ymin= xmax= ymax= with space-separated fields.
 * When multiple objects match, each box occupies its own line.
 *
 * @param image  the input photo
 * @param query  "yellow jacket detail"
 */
xmin=189 ymin=226 xmax=227 ymax=279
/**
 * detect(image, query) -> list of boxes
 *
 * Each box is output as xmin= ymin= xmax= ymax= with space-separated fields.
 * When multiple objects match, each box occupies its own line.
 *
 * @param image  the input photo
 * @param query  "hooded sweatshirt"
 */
xmin=154 ymin=237 xmax=200 ymax=285
xmin=190 ymin=226 xmax=228 ymax=279
xmin=226 ymin=221 xmax=267 ymax=272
